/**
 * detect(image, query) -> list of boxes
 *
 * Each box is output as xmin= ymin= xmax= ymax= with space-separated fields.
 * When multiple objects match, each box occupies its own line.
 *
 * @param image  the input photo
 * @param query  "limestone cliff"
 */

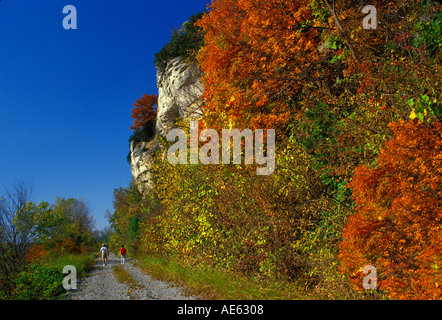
xmin=130 ymin=57 xmax=203 ymax=192
xmin=156 ymin=57 xmax=204 ymax=138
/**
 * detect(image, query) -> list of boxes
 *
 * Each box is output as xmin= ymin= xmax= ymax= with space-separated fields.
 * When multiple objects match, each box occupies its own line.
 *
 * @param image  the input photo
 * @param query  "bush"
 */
xmin=8 ymin=264 xmax=65 ymax=300
xmin=42 ymin=253 xmax=96 ymax=279
xmin=0 ymin=253 xmax=96 ymax=300
xmin=339 ymin=119 xmax=442 ymax=299
xmin=129 ymin=120 xmax=156 ymax=145
xmin=414 ymin=4 xmax=442 ymax=60
xmin=154 ymin=12 xmax=205 ymax=72
xmin=142 ymin=137 xmax=330 ymax=282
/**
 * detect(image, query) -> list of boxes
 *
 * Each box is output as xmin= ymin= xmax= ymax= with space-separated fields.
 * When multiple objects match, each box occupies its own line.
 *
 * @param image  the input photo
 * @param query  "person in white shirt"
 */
xmin=100 ymin=244 xmax=109 ymax=266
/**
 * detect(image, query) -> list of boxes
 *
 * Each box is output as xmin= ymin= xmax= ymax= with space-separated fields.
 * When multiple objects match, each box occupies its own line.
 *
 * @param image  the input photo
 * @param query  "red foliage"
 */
xmin=196 ymin=0 xmax=321 ymax=130
xmin=339 ymin=119 xmax=442 ymax=299
xmin=130 ymin=94 xmax=158 ymax=131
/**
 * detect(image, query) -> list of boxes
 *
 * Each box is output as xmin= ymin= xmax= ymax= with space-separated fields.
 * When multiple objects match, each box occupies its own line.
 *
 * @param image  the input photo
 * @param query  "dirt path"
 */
xmin=66 ymin=252 xmax=199 ymax=300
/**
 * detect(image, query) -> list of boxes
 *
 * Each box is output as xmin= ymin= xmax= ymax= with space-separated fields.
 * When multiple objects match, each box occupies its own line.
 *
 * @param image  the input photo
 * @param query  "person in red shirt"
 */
xmin=120 ymin=245 xmax=127 ymax=264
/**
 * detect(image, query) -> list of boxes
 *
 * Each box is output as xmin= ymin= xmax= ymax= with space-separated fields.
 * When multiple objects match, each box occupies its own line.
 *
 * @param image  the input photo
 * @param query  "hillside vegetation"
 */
xmin=112 ymin=0 xmax=442 ymax=299
xmin=0 ymin=185 xmax=101 ymax=299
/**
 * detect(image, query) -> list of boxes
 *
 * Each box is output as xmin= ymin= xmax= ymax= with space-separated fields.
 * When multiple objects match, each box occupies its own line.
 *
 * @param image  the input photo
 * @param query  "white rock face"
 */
xmin=130 ymin=57 xmax=203 ymax=192
xmin=155 ymin=57 xmax=204 ymax=138
xmin=130 ymin=139 xmax=157 ymax=192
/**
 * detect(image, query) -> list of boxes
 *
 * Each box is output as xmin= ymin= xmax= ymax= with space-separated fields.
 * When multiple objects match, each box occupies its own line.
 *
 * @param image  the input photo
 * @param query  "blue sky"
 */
xmin=0 ymin=0 xmax=210 ymax=230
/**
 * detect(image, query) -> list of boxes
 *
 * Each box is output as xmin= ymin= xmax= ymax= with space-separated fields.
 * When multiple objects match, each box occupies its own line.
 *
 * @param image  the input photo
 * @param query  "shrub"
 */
xmin=154 ymin=12 xmax=205 ymax=72
xmin=141 ymin=135 xmax=339 ymax=286
xmin=413 ymin=5 xmax=442 ymax=60
xmin=0 ymin=253 xmax=96 ymax=300
xmin=10 ymin=264 xmax=65 ymax=300
xmin=26 ymin=245 xmax=50 ymax=263
xmin=129 ymin=122 xmax=156 ymax=146
xmin=130 ymin=94 xmax=158 ymax=132
xmin=339 ymin=119 xmax=442 ymax=299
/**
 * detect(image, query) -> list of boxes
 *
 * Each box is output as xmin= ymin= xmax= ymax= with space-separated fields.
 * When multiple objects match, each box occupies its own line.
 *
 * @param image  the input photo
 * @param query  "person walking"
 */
xmin=120 ymin=245 xmax=127 ymax=264
xmin=100 ymin=244 xmax=109 ymax=266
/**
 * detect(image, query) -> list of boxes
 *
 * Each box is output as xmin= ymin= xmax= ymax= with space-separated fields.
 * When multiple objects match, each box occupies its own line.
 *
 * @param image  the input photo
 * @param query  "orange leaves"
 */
xmin=340 ymin=119 xmax=442 ymax=299
xmin=197 ymin=0 xmax=321 ymax=129
xmin=130 ymin=94 xmax=158 ymax=131
xmin=25 ymin=245 xmax=49 ymax=263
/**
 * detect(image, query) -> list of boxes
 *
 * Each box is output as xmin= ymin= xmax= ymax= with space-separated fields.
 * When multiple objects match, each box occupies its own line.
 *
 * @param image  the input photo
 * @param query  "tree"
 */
xmin=196 ymin=0 xmax=325 ymax=130
xmin=49 ymin=197 xmax=95 ymax=252
xmin=92 ymin=226 xmax=113 ymax=246
xmin=130 ymin=94 xmax=158 ymax=132
xmin=0 ymin=181 xmax=55 ymax=276
xmin=108 ymin=181 xmax=147 ymax=252
xmin=339 ymin=119 xmax=442 ymax=299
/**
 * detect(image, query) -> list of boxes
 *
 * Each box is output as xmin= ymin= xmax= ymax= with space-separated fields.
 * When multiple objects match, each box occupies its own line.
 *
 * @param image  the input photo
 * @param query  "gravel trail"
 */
xmin=66 ymin=253 xmax=199 ymax=300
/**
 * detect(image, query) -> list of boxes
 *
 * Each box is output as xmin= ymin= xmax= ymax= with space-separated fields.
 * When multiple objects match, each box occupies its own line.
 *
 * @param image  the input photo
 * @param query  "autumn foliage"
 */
xmin=196 ymin=0 xmax=322 ymax=129
xmin=130 ymin=94 xmax=158 ymax=131
xmin=340 ymin=119 xmax=442 ymax=299
xmin=25 ymin=245 xmax=49 ymax=263
xmin=116 ymin=0 xmax=442 ymax=299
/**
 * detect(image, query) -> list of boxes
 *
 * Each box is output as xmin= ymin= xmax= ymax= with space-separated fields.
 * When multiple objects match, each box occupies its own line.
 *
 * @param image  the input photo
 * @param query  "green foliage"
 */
xmin=129 ymin=217 xmax=139 ymax=242
xmin=0 ymin=193 xmax=58 ymax=277
xmin=408 ymin=94 xmax=442 ymax=122
xmin=114 ymin=0 xmax=442 ymax=300
xmin=0 ymin=253 xmax=95 ymax=300
xmin=49 ymin=197 xmax=96 ymax=253
xmin=41 ymin=253 xmax=96 ymax=279
xmin=129 ymin=120 xmax=156 ymax=145
xmin=139 ymin=134 xmax=352 ymax=291
xmin=154 ymin=12 xmax=205 ymax=72
xmin=11 ymin=264 xmax=65 ymax=300
xmin=14 ymin=201 xmax=57 ymax=245
xmin=108 ymin=181 xmax=150 ymax=253
xmin=0 ymin=180 xmax=97 ymax=299
xmin=414 ymin=7 xmax=442 ymax=60
xmin=127 ymin=122 xmax=156 ymax=164
xmin=137 ymin=254 xmax=309 ymax=299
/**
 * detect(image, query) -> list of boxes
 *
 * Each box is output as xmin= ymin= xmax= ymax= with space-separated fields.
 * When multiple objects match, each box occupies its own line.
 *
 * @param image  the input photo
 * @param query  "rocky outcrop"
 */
xmin=130 ymin=139 xmax=158 ymax=192
xmin=130 ymin=57 xmax=203 ymax=192
xmin=155 ymin=57 xmax=204 ymax=138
